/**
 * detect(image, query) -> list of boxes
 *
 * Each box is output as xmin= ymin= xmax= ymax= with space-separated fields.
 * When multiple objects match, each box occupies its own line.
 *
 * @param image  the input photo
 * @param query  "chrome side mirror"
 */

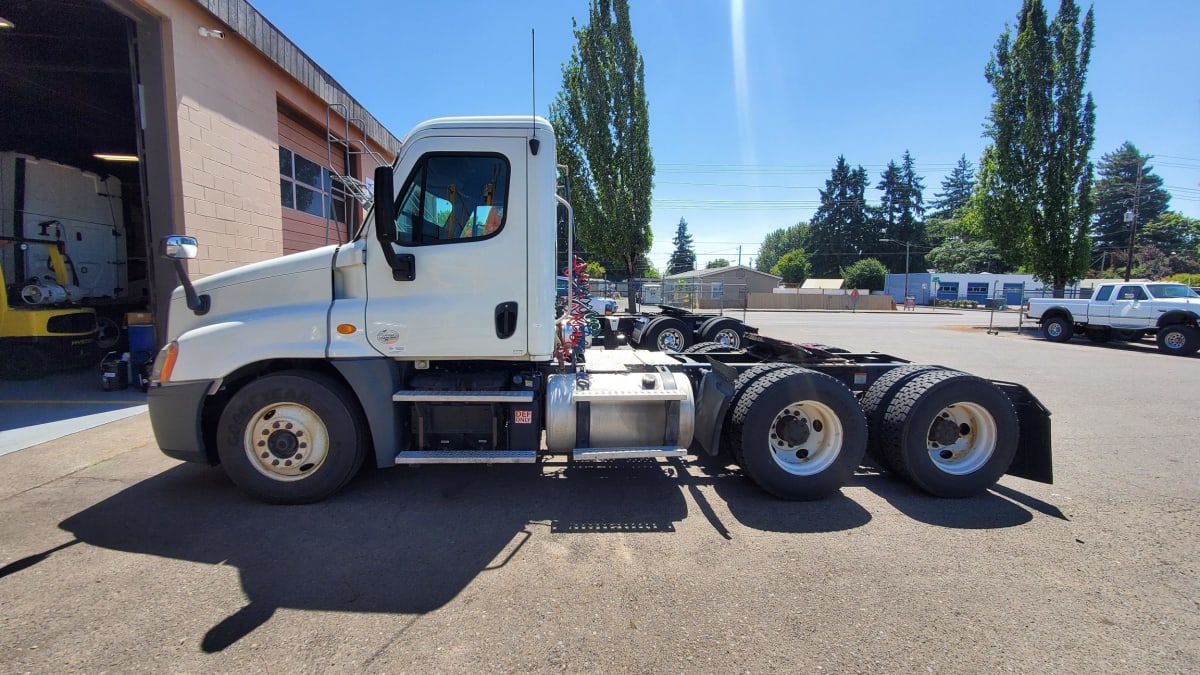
xmin=161 ymin=235 xmax=199 ymax=259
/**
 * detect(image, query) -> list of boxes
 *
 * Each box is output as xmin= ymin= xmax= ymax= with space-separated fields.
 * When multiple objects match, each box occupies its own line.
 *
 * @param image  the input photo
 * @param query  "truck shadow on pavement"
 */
xmin=49 ymin=458 xmax=1059 ymax=653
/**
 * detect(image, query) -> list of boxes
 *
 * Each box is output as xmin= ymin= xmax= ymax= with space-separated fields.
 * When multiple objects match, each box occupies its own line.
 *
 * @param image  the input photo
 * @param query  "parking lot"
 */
xmin=1 ymin=309 xmax=1196 ymax=673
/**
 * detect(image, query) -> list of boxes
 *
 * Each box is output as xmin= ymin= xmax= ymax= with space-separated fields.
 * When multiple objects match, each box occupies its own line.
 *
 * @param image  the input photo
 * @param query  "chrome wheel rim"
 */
xmin=243 ymin=402 xmax=329 ymax=481
xmin=767 ymin=400 xmax=843 ymax=476
xmin=926 ymin=402 xmax=997 ymax=475
xmin=656 ymin=327 xmax=687 ymax=352
xmin=1046 ymin=321 xmax=1064 ymax=338
xmin=713 ymin=327 xmax=741 ymax=348
xmin=1163 ymin=330 xmax=1185 ymax=350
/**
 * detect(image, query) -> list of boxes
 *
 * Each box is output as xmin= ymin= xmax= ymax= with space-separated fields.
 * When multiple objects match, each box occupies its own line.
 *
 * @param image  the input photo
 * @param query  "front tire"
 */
xmin=730 ymin=366 xmax=867 ymax=500
xmin=1155 ymin=324 xmax=1200 ymax=356
xmin=217 ymin=371 xmax=367 ymax=504
xmin=879 ymin=370 xmax=1018 ymax=498
xmin=1041 ymin=316 xmax=1074 ymax=342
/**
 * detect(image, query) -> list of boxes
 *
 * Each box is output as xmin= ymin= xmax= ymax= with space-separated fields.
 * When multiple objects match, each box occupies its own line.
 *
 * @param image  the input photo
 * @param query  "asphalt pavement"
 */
xmin=0 ymin=309 xmax=1196 ymax=673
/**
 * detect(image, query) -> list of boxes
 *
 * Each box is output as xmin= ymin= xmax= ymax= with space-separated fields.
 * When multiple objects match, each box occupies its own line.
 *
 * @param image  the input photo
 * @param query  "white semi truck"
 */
xmin=148 ymin=117 xmax=1052 ymax=504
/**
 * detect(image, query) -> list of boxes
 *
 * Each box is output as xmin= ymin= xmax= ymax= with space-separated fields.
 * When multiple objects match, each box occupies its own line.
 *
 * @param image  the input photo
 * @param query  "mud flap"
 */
xmin=993 ymin=381 xmax=1054 ymax=484
xmin=692 ymin=358 xmax=737 ymax=456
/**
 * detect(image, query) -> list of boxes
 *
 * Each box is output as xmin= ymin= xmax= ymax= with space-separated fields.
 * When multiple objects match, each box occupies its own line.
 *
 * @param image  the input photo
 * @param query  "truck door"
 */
xmin=1111 ymin=285 xmax=1152 ymax=327
xmin=363 ymin=135 xmax=530 ymax=359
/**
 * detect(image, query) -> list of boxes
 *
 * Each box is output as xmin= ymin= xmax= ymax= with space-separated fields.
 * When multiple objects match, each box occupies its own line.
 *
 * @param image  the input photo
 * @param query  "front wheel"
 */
xmin=879 ymin=370 xmax=1018 ymax=498
xmin=1041 ymin=316 xmax=1073 ymax=342
xmin=730 ymin=366 xmax=867 ymax=500
xmin=217 ymin=371 xmax=367 ymax=504
xmin=1155 ymin=324 xmax=1200 ymax=356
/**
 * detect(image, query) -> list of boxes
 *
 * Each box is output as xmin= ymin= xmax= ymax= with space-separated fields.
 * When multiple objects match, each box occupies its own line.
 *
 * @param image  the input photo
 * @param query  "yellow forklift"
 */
xmin=0 ymin=238 xmax=98 ymax=379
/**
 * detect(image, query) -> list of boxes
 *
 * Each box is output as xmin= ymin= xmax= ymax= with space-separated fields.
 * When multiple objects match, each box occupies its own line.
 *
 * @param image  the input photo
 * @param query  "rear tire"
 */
xmin=699 ymin=317 xmax=745 ymax=349
xmin=860 ymin=365 xmax=944 ymax=470
xmin=722 ymin=363 xmax=799 ymax=466
xmin=1041 ymin=316 xmax=1074 ymax=342
xmin=217 ymin=371 xmax=367 ymax=504
xmin=730 ymin=366 xmax=867 ymax=500
xmin=1155 ymin=324 xmax=1200 ymax=356
xmin=682 ymin=341 xmax=732 ymax=354
xmin=879 ymin=370 xmax=1018 ymax=498
xmin=642 ymin=317 xmax=692 ymax=352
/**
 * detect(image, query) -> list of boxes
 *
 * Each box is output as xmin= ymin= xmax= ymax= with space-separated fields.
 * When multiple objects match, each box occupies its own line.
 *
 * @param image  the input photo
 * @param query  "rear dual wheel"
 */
xmin=876 ymin=370 xmax=1018 ymax=498
xmin=727 ymin=365 xmax=867 ymax=500
xmin=698 ymin=317 xmax=745 ymax=349
xmin=639 ymin=317 xmax=692 ymax=352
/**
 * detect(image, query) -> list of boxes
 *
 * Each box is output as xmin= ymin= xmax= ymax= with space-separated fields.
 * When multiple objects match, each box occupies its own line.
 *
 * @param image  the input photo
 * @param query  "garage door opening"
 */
xmin=1 ymin=0 xmax=170 ymax=382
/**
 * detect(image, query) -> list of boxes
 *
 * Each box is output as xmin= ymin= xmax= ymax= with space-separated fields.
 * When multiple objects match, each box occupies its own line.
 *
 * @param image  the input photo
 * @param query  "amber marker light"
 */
xmin=152 ymin=342 xmax=179 ymax=383
xmin=336 ymin=324 xmax=357 ymax=335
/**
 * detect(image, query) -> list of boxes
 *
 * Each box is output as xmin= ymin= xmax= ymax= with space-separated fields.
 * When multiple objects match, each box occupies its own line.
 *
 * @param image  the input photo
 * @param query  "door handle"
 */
xmin=495 ymin=302 xmax=518 ymax=339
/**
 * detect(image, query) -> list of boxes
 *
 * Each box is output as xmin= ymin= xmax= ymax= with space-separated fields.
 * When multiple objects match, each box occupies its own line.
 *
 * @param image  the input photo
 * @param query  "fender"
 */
xmin=1155 ymin=310 xmax=1200 ymax=329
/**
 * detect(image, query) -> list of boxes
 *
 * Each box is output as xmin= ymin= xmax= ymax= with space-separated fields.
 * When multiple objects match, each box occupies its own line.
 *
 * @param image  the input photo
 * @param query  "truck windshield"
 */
xmin=1146 ymin=284 xmax=1199 ymax=299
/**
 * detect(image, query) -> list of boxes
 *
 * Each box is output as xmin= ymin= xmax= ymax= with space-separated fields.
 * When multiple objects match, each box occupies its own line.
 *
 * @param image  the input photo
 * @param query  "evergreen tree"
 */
xmin=929 ymin=155 xmax=976 ymax=218
xmin=979 ymin=0 xmax=1096 ymax=295
xmin=755 ymin=222 xmax=808 ymax=273
xmin=667 ymin=217 xmax=696 ymax=274
xmin=549 ymin=0 xmax=654 ymax=305
xmin=809 ymin=157 xmax=872 ymax=278
xmin=1091 ymin=142 xmax=1170 ymax=266
xmin=876 ymin=152 xmax=926 ymax=273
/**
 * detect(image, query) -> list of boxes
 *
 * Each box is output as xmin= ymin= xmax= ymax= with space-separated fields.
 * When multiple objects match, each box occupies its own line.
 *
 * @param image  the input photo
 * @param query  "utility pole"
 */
xmin=737 ymin=245 xmax=742 ymax=266
xmin=1123 ymin=158 xmax=1146 ymax=282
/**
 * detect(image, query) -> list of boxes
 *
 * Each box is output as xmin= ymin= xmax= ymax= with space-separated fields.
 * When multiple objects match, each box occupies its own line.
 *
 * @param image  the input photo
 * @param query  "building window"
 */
xmin=279 ymin=147 xmax=347 ymax=224
xmin=938 ymin=281 xmax=959 ymax=295
xmin=967 ymin=283 xmax=989 ymax=295
xmin=711 ymin=282 xmax=723 ymax=300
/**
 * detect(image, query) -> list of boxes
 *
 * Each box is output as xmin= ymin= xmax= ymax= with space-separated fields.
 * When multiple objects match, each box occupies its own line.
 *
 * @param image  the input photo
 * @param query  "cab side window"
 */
xmin=392 ymin=154 xmax=509 ymax=245
xmin=1116 ymin=286 xmax=1147 ymax=301
xmin=1094 ymin=286 xmax=1113 ymax=302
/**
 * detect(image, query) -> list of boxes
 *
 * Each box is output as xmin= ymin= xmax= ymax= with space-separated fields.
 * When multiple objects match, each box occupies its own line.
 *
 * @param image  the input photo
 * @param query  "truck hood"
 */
xmin=191 ymin=245 xmax=338 ymax=295
xmin=166 ymin=245 xmax=339 ymax=343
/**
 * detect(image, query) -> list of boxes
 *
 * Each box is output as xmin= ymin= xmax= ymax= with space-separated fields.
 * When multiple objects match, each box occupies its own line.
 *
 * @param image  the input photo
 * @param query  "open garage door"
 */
xmin=1 ymin=0 xmax=172 ymax=380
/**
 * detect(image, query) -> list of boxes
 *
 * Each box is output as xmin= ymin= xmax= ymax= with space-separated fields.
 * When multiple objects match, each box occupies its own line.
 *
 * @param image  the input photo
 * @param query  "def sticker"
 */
xmin=376 ymin=329 xmax=399 ymax=345
xmin=514 ymin=410 xmax=532 ymax=424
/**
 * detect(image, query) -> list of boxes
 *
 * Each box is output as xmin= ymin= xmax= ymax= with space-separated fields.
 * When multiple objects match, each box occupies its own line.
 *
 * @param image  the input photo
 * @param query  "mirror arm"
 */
xmin=172 ymin=258 xmax=210 ymax=315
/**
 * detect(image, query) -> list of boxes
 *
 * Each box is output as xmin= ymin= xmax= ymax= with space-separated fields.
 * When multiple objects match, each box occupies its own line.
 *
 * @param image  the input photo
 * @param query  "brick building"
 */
xmin=1 ymin=0 xmax=399 ymax=341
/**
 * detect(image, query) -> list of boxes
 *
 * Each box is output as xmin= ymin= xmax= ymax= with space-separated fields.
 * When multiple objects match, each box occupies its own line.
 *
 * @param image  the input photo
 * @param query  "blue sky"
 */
xmin=249 ymin=0 xmax=1200 ymax=272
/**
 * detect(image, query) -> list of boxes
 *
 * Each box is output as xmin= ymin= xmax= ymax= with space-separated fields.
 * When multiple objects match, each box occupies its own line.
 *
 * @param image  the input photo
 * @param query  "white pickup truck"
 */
xmin=1024 ymin=282 xmax=1200 ymax=356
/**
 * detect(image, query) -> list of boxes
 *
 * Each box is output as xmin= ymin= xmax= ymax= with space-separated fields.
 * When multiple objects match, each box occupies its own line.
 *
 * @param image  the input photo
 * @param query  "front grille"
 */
xmin=46 ymin=312 xmax=97 ymax=334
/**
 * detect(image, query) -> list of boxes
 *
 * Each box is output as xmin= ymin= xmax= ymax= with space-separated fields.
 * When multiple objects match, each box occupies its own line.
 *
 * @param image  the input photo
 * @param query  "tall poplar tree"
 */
xmin=979 ymin=0 xmax=1096 ymax=295
xmin=666 ymin=217 xmax=696 ymax=274
xmin=550 ymin=0 xmax=654 ymax=297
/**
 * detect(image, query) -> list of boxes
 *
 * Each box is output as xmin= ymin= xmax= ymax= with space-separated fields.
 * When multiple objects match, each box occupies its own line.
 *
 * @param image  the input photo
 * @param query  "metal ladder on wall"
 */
xmin=324 ymin=102 xmax=389 ymax=244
